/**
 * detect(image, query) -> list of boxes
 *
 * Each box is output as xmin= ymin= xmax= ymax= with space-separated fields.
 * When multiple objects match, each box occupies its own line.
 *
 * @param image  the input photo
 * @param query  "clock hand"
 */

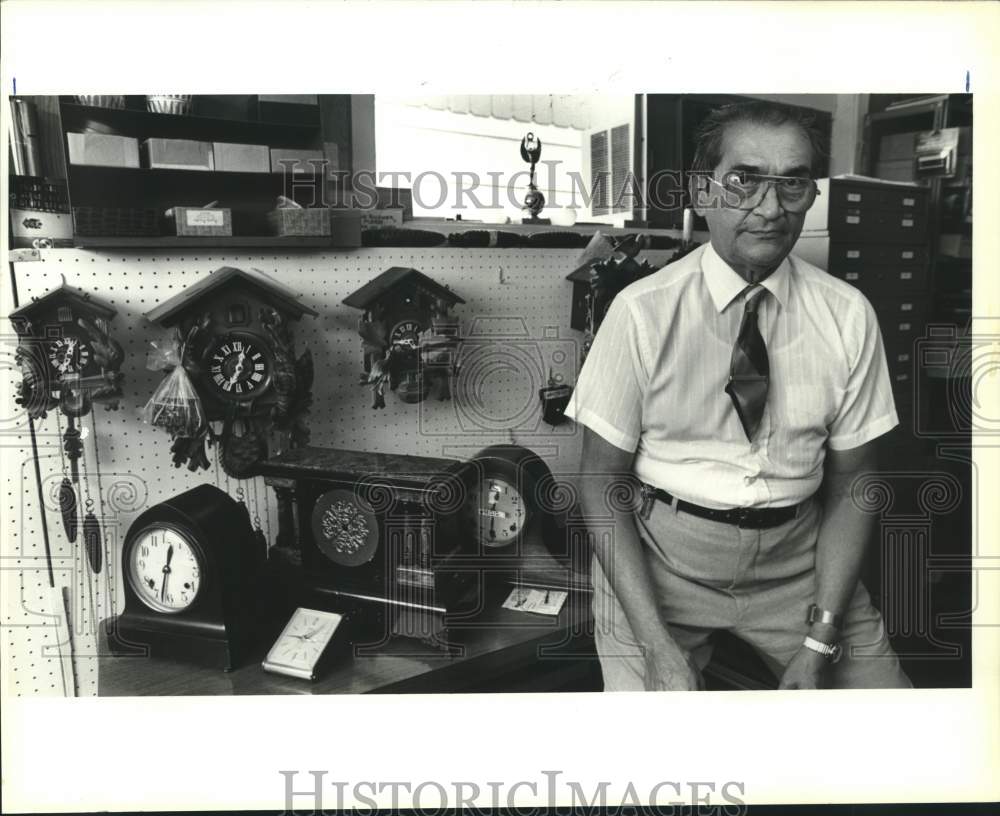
xmin=227 ymin=352 xmax=248 ymax=386
xmin=160 ymin=544 xmax=174 ymax=602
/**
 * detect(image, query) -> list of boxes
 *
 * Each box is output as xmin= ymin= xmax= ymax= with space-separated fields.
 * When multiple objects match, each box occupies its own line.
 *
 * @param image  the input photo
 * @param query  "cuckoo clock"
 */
xmin=343 ymin=267 xmax=464 ymax=409
xmin=9 ymin=281 xmax=125 ymax=567
xmin=144 ymin=266 xmax=317 ymax=479
xmin=566 ymin=234 xmax=659 ymax=365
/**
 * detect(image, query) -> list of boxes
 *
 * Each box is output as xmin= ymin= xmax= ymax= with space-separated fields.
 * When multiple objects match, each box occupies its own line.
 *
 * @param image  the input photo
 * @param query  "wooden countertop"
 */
xmin=98 ymin=581 xmax=597 ymax=696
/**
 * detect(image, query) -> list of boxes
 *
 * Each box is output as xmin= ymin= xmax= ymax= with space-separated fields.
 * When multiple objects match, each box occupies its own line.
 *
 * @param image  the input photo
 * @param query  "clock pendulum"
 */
xmin=54 ymin=411 xmax=79 ymax=543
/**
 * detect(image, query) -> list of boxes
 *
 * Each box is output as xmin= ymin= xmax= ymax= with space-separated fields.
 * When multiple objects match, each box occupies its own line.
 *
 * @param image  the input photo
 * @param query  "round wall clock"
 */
xmin=109 ymin=483 xmax=263 ymax=670
xmin=203 ymin=332 xmax=274 ymax=402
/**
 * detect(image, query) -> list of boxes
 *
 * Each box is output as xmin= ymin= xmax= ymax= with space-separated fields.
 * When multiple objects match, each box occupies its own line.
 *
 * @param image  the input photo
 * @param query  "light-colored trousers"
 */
xmin=592 ymin=494 xmax=911 ymax=690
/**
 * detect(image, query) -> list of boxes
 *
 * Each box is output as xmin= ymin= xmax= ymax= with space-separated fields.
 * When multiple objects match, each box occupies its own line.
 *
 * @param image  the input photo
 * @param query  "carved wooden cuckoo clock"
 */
xmin=343 ymin=267 xmax=464 ymax=409
xmin=144 ymin=266 xmax=317 ymax=479
xmin=10 ymin=280 xmax=125 ymax=570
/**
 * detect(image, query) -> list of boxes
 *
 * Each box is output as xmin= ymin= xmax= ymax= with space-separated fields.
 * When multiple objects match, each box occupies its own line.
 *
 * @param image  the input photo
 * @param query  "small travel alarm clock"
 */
xmin=262 ymin=607 xmax=349 ymax=681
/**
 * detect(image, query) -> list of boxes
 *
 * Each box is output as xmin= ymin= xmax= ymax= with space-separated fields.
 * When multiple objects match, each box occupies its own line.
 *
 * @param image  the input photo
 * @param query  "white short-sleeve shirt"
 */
xmin=564 ymin=242 xmax=898 ymax=509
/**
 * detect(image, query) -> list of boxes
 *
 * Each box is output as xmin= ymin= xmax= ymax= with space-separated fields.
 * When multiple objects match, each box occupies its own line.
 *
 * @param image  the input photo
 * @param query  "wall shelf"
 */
xmin=72 ymin=235 xmax=335 ymax=249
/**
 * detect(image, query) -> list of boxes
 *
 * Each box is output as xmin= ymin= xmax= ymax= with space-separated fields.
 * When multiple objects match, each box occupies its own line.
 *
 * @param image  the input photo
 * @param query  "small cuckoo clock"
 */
xmin=144 ymin=266 xmax=317 ymax=478
xmin=566 ymin=234 xmax=659 ymax=365
xmin=10 ymin=281 xmax=125 ymax=420
xmin=343 ymin=267 xmax=464 ymax=409
xmin=10 ymin=280 xmax=125 ymax=564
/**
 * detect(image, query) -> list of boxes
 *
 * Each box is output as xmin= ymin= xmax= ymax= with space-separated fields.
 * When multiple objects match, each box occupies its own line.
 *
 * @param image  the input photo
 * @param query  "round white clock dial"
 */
xmin=127 ymin=525 xmax=203 ymax=614
xmin=478 ymin=477 xmax=526 ymax=546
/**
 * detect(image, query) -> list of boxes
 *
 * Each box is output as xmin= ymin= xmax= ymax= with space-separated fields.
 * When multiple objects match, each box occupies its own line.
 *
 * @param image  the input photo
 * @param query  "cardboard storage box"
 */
xmin=329 ymin=209 xmax=363 ymax=247
xmin=269 ymin=148 xmax=325 ymax=174
xmin=213 ymin=142 xmax=270 ymax=173
xmin=265 ymin=207 xmax=330 ymax=236
xmin=168 ymin=206 xmax=232 ymax=236
xmin=143 ymin=138 xmax=215 ymax=171
xmin=67 ymin=133 xmax=140 ymax=168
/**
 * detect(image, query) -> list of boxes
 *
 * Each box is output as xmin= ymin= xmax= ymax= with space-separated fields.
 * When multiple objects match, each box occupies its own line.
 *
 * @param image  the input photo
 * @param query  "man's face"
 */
xmin=695 ymin=121 xmax=815 ymax=280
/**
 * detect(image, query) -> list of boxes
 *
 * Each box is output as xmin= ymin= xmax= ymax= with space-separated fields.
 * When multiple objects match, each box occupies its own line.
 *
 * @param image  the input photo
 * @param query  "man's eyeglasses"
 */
xmin=706 ymin=171 xmax=820 ymax=213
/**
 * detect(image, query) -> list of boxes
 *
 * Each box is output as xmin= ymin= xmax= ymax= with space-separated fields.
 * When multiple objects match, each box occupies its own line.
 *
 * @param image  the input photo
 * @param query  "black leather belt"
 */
xmin=648 ymin=486 xmax=800 ymax=530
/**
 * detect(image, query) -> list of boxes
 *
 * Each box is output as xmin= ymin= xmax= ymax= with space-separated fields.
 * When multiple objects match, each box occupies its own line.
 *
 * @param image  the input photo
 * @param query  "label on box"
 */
xmin=360 ymin=209 xmax=404 ymax=230
xmin=186 ymin=210 xmax=225 ymax=227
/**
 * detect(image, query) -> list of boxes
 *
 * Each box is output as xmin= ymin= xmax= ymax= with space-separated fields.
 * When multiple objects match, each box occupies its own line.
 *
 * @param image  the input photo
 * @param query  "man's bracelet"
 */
xmin=803 ymin=635 xmax=843 ymax=663
xmin=807 ymin=603 xmax=843 ymax=630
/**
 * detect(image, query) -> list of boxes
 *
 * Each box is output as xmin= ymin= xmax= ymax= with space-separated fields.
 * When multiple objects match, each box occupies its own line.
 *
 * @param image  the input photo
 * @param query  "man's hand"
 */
xmin=644 ymin=644 xmax=703 ymax=691
xmin=778 ymin=645 xmax=831 ymax=689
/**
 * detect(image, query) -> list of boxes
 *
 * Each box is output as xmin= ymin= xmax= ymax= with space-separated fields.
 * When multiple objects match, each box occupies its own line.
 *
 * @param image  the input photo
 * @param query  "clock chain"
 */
xmin=89 ymin=409 xmax=115 ymax=634
xmin=77 ymin=423 xmax=100 ymax=634
xmin=251 ymin=476 xmax=268 ymax=559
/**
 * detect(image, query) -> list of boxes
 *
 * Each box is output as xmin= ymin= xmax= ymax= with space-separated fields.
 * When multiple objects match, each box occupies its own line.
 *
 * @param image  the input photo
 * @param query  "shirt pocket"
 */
xmin=785 ymin=383 xmax=835 ymax=432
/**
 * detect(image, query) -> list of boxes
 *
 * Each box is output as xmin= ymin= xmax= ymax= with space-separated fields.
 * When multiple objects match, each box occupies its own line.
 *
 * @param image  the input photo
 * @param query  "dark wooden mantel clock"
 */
xmin=107 ymin=484 xmax=265 ymax=671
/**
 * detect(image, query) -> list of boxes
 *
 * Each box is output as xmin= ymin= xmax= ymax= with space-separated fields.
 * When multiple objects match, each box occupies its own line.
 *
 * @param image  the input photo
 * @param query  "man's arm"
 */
xmin=778 ymin=438 xmax=879 ymax=689
xmin=578 ymin=427 xmax=701 ymax=690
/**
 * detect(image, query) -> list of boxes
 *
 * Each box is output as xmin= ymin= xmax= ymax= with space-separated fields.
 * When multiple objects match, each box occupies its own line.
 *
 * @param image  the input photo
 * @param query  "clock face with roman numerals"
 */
xmin=204 ymin=333 xmax=273 ymax=402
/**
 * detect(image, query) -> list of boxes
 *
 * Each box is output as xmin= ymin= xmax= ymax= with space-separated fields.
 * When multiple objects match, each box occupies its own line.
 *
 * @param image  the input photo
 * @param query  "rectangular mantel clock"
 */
xmin=259 ymin=447 xmax=478 ymax=629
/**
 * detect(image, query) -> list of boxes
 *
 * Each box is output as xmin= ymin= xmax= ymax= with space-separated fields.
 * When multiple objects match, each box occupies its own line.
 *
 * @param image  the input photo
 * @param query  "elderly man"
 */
xmin=566 ymin=100 xmax=910 ymax=690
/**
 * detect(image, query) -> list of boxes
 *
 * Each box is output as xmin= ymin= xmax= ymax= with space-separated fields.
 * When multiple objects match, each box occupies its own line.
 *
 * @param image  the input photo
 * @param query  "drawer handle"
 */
xmin=847 ymin=250 xmax=861 ymax=259
xmin=846 ymin=215 xmax=860 ymax=225
xmin=847 ymin=193 xmax=862 ymax=202
xmin=901 ymin=303 xmax=913 ymax=311
xmin=902 ymin=219 xmax=914 ymax=227
xmin=846 ymin=273 xmax=859 ymax=280
xmin=898 ymin=354 xmax=911 ymax=363
xmin=901 ymin=251 xmax=915 ymax=259
xmin=903 ymin=197 xmax=915 ymax=207
xmin=900 ymin=272 xmax=912 ymax=280
xmin=899 ymin=323 xmax=912 ymax=331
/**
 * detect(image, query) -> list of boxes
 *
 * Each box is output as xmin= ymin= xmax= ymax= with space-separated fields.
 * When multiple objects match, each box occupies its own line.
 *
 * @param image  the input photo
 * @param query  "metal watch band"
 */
xmin=807 ymin=603 xmax=843 ymax=629
xmin=803 ymin=635 xmax=843 ymax=663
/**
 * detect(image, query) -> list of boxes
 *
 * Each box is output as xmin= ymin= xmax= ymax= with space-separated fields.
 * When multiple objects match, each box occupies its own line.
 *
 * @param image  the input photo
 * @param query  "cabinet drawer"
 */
xmin=834 ymin=265 xmax=930 ymax=296
xmin=829 ymin=207 xmax=929 ymax=243
xmin=829 ymin=181 xmax=928 ymax=214
xmin=828 ymin=243 xmax=929 ymax=271
xmin=871 ymin=296 xmax=927 ymax=322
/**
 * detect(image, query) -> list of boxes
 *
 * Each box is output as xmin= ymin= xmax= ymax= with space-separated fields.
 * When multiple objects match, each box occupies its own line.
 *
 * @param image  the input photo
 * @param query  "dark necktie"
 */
xmin=725 ymin=285 xmax=769 ymax=440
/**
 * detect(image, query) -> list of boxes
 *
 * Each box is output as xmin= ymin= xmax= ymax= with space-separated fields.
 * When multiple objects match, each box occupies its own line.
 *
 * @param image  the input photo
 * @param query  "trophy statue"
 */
xmin=520 ymin=132 xmax=549 ymax=224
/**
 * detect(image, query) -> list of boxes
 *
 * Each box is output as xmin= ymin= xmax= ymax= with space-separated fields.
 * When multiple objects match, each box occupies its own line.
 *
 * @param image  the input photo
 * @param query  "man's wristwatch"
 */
xmin=803 ymin=635 xmax=843 ymax=663
xmin=806 ymin=603 xmax=843 ymax=629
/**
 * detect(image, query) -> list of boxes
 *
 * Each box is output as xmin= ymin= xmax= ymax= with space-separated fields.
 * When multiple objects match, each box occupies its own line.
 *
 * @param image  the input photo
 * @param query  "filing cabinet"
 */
xmin=795 ymin=177 xmax=934 ymax=430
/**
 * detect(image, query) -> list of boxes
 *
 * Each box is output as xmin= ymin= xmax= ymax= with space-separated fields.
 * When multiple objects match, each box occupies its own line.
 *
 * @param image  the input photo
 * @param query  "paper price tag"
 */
xmin=502 ymin=587 xmax=568 ymax=616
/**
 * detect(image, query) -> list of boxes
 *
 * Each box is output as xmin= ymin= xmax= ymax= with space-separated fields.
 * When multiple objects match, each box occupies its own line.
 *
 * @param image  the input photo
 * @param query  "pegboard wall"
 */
xmin=2 ymin=245 xmax=677 ymax=696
